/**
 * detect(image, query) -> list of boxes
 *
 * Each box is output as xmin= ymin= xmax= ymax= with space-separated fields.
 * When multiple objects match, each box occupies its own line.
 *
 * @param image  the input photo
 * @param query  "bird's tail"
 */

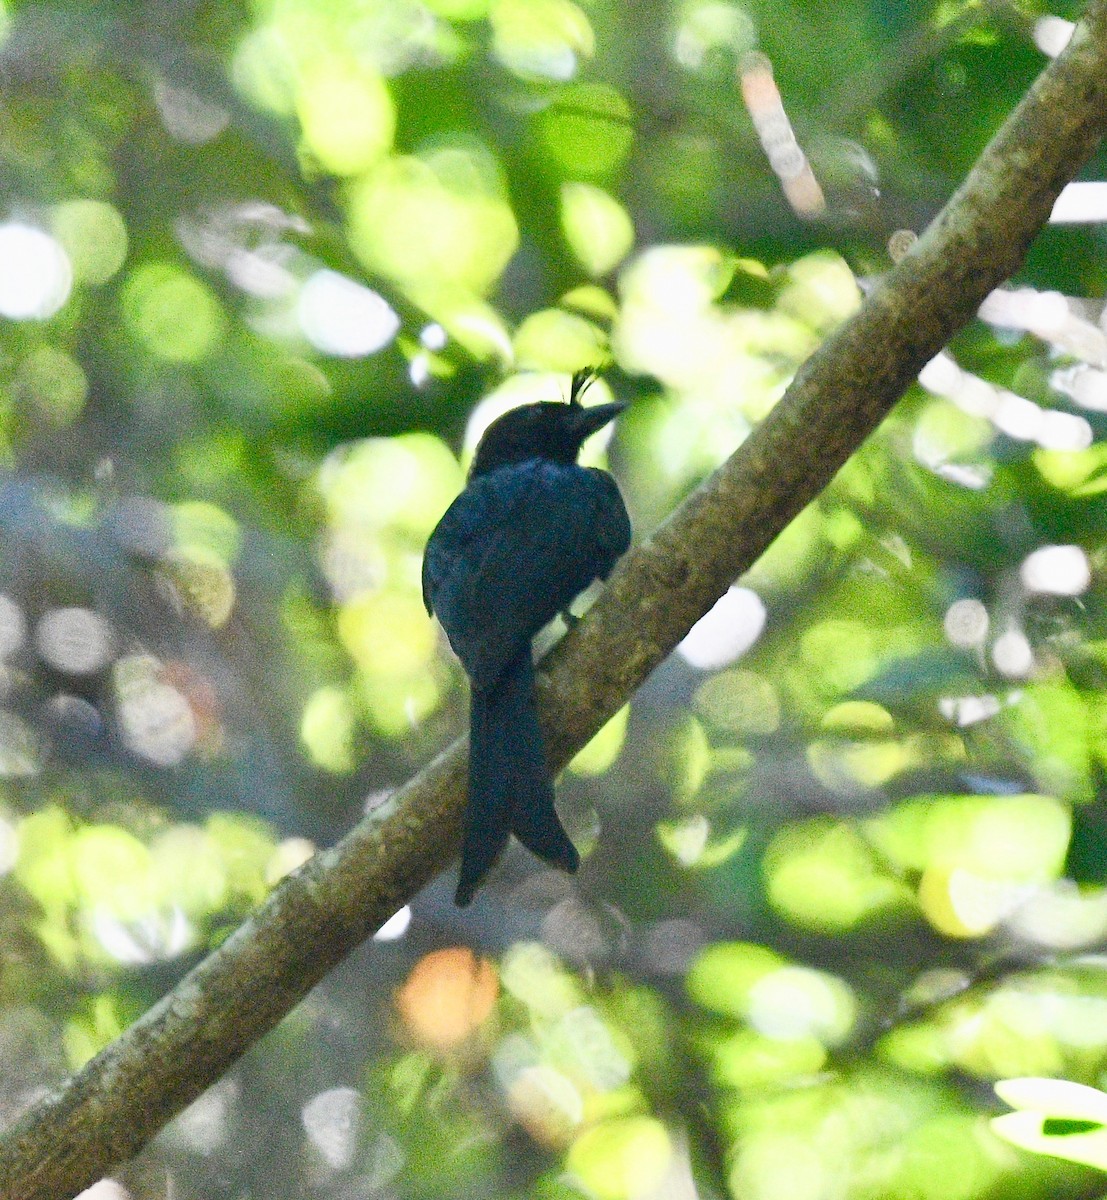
xmin=456 ymin=649 xmax=580 ymax=905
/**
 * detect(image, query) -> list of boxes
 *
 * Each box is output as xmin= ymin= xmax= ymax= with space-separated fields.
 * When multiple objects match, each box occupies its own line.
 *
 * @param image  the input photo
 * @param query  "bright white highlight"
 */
xmin=1036 ymin=410 xmax=1094 ymax=451
xmin=939 ymin=694 xmax=1001 ymax=727
xmin=920 ymin=351 xmax=1092 ymax=452
xmin=93 ymin=907 xmax=193 ymax=964
xmin=1034 ymin=15 xmax=1075 ymax=56
xmin=35 ymin=607 xmax=113 ymax=675
xmin=980 ymin=287 xmax=1068 ymax=335
xmin=0 ymin=223 xmax=73 ymax=319
xmin=114 ymin=655 xmax=197 ymax=766
xmin=1051 ymin=182 xmax=1107 ymax=224
xmin=678 ymin=586 xmax=766 ymax=670
xmin=74 ymin=1182 xmax=131 ymax=1200
xmin=1020 ymin=544 xmax=1091 ymax=596
xmin=1052 ymin=365 xmax=1107 ymax=411
xmin=944 ymin=598 xmax=989 ymax=648
xmin=979 ymin=287 xmax=1107 ymax=366
xmin=420 ymin=322 xmax=447 ymax=350
xmin=118 ymin=683 xmax=196 ymax=766
xmin=993 ymin=630 xmax=1034 ymax=678
xmin=746 ymin=967 xmax=851 ymax=1043
xmin=373 ymin=905 xmax=412 ymax=941
xmin=302 ymin=1087 xmax=362 ymax=1170
xmin=297 ymin=270 xmax=399 ymax=357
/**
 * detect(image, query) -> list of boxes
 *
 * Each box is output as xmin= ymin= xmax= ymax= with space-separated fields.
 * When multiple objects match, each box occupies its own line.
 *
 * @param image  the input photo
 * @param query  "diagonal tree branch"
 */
xmin=4 ymin=5 xmax=1107 ymax=1197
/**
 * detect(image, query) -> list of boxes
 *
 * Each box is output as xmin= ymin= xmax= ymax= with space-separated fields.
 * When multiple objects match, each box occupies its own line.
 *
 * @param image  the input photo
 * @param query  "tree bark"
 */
xmin=3 ymin=4 xmax=1107 ymax=1197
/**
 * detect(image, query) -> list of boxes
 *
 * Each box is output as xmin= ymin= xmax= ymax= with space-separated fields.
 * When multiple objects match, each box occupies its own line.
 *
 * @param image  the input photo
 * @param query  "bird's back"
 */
xmin=423 ymin=458 xmax=629 ymax=691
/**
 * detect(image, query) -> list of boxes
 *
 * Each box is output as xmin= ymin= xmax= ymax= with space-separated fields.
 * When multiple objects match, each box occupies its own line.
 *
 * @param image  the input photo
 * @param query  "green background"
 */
xmin=2 ymin=0 xmax=1107 ymax=1196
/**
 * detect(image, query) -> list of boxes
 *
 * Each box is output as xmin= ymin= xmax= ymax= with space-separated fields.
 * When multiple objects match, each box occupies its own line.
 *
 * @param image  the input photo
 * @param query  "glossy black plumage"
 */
xmin=423 ymin=378 xmax=631 ymax=904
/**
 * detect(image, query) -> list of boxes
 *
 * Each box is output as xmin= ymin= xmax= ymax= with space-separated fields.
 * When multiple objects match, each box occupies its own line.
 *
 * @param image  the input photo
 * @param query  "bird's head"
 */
xmin=469 ymin=371 xmax=626 ymax=478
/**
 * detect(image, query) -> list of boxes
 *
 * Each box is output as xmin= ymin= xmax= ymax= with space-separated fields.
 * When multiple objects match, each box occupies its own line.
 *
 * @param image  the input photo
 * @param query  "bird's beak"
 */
xmin=571 ymin=399 xmax=627 ymax=441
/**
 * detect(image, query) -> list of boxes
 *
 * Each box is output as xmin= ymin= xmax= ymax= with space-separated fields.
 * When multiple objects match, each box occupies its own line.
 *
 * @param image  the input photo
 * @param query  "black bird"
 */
xmin=423 ymin=372 xmax=631 ymax=905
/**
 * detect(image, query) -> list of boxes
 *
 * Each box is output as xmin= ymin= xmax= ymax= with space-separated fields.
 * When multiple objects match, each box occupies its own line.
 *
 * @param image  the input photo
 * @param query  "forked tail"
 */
xmin=456 ymin=649 xmax=580 ymax=905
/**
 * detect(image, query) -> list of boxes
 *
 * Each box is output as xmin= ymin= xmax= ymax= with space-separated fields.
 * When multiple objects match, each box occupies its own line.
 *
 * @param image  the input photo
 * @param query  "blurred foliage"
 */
xmin=994 ymin=1077 xmax=1107 ymax=1171
xmin=2 ymin=0 xmax=1107 ymax=1198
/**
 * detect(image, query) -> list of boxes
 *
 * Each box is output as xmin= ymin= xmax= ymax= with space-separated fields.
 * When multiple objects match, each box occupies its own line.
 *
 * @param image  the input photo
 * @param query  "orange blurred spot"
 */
xmin=507 ymin=1065 xmax=582 ymax=1147
xmin=159 ymin=658 xmax=224 ymax=755
xmin=738 ymin=50 xmax=825 ymax=218
xmin=395 ymin=947 xmax=498 ymax=1050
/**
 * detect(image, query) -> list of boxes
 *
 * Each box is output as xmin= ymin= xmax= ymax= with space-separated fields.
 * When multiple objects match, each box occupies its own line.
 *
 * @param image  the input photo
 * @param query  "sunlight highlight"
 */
xmin=678 ymin=586 xmax=766 ymax=669
xmin=1020 ymin=545 xmax=1091 ymax=596
xmin=0 ymin=223 xmax=72 ymax=319
xmin=920 ymin=351 xmax=1092 ymax=453
xmin=298 ymin=270 xmax=400 ymax=357
xmin=1050 ymin=182 xmax=1107 ymax=223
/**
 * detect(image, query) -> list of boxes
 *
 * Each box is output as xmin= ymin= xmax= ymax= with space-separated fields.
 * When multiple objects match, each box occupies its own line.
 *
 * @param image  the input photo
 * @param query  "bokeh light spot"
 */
xmin=159 ymin=549 xmax=236 ymax=630
xmin=301 ymin=686 xmax=356 ymax=773
xmin=302 ymin=1086 xmax=362 ymax=1170
xmin=0 ymin=223 xmax=72 ymax=319
xmin=123 ymin=264 xmax=223 ymax=361
xmin=231 ymin=25 xmax=297 ymax=115
xmin=945 ymin=597 xmax=989 ymax=648
xmin=297 ymin=62 xmax=394 ymax=176
xmin=694 ymin=668 xmax=781 ymax=735
xmin=35 ymin=608 xmax=113 ymax=676
xmin=338 ymin=590 xmax=437 ymax=678
xmin=567 ymin=1116 xmax=672 ymax=1200
xmin=505 ymin=1064 xmax=583 ymax=1146
xmin=72 ymin=826 xmax=153 ymax=918
xmin=298 ymin=270 xmax=399 ymax=357
xmin=349 ymin=144 xmax=519 ymax=295
xmin=1020 ymin=544 xmax=1091 ymax=596
xmin=395 ymin=947 xmax=498 ymax=1050
xmin=491 ymin=0 xmax=594 ymax=80
xmin=265 ymin=837 xmax=316 ymax=886
xmin=538 ymin=82 xmax=633 ymax=179
xmin=866 ymin=792 xmax=1070 ymax=889
xmin=52 ymin=200 xmax=128 ymax=285
xmin=114 ymin=655 xmax=198 ymax=766
xmin=673 ymin=0 xmax=756 ymax=68
xmin=765 ymin=820 xmax=910 ymax=931
xmin=501 ymin=941 xmax=582 ymax=1017
xmin=679 ymin=586 xmax=766 ymax=669
xmin=14 ymin=346 xmax=88 ymax=426
xmin=799 ymin=619 xmax=875 ymax=692
xmin=560 ymin=182 xmax=634 ymax=276
xmin=994 ymin=629 xmax=1034 ymax=677
xmin=344 ymin=438 xmax=440 ymax=539
xmin=746 ymin=966 xmax=856 ymax=1044
xmin=154 ymin=80 xmax=229 ymax=145
xmin=173 ymin=500 xmax=241 ymax=563
xmin=687 ymin=941 xmax=784 ymax=1017
xmin=513 ymin=308 xmax=607 ymax=371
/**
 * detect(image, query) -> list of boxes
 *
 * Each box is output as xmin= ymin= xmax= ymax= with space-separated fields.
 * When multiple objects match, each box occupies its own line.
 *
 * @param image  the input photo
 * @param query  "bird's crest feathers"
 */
xmin=568 ymin=367 xmax=601 ymax=407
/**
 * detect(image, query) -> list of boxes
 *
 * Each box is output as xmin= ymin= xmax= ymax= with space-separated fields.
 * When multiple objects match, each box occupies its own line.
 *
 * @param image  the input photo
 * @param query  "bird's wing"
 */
xmin=424 ymin=461 xmax=629 ymax=690
xmin=583 ymin=467 xmax=633 ymax=573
